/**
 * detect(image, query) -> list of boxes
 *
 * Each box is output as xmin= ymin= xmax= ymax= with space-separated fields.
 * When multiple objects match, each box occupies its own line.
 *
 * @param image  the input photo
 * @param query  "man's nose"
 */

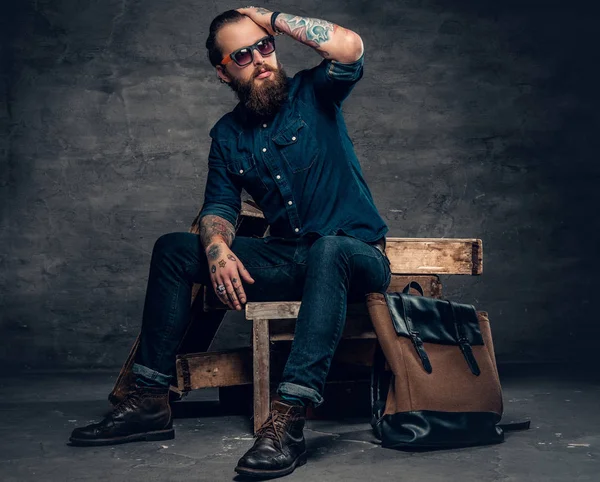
xmin=252 ymin=49 xmax=265 ymax=65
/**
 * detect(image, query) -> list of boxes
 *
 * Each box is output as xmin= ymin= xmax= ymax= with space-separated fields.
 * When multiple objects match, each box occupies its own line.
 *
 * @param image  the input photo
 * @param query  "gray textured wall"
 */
xmin=1 ymin=0 xmax=598 ymax=371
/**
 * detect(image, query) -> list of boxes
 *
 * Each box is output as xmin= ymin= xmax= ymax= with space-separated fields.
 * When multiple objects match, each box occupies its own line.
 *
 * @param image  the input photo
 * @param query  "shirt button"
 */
xmin=294 ymin=228 xmax=300 ymax=233
xmin=291 ymin=136 xmax=297 ymax=141
xmin=276 ymin=175 xmax=281 ymax=180
xmin=239 ymin=169 xmax=244 ymax=174
xmin=288 ymin=200 xmax=293 ymax=205
xmin=262 ymin=123 xmax=267 ymax=128
xmin=262 ymin=148 xmax=267 ymax=153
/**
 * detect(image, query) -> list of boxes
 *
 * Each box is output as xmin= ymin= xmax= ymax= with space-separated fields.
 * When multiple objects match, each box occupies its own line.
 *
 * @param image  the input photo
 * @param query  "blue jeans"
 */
xmin=133 ymin=233 xmax=391 ymax=406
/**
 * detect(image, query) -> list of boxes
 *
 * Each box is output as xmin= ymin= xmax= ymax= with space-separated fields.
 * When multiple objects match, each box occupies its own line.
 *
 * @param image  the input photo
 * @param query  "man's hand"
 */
xmin=236 ymin=6 xmax=278 ymax=36
xmin=206 ymin=241 xmax=255 ymax=311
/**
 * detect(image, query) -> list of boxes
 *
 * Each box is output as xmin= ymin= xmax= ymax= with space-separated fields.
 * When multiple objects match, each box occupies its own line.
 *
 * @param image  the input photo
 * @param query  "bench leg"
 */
xmin=253 ymin=318 xmax=270 ymax=434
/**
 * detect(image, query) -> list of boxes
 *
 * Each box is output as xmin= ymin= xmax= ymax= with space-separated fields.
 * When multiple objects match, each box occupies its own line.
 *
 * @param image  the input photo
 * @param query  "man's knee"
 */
xmin=308 ymin=236 xmax=353 ymax=264
xmin=152 ymin=232 xmax=196 ymax=260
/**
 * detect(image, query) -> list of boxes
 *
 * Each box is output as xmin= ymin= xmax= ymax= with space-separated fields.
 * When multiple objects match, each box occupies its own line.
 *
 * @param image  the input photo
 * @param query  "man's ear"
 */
xmin=216 ymin=65 xmax=231 ymax=84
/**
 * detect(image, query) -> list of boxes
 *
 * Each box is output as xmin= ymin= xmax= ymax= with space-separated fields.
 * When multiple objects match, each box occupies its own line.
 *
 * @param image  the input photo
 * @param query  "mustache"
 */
xmin=253 ymin=64 xmax=277 ymax=78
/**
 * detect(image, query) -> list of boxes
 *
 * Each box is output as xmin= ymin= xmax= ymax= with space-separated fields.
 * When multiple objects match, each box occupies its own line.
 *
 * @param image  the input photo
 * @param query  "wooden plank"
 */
xmin=240 ymin=201 xmax=266 ymax=219
xmin=385 ymin=238 xmax=482 ymax=275
xmin=246 ymin=301 xmax=300 ymax=320
xmin=175 ymin=348 xmax=252 ymax=391
xmin=246 ymin=274 xmax=442 ymax=322
xmin=253 ymin=319 xmax=271 ymax=434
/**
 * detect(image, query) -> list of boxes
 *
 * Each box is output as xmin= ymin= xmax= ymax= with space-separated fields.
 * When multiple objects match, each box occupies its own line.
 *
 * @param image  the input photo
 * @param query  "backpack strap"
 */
xmin=402 ymin=281 xmax=424 ymax=296
xmin=448 ymin=300 xmax=481 ymax=376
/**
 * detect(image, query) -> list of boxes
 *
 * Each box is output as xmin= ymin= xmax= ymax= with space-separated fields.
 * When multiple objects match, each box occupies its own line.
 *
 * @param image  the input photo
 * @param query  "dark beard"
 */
xmin=228 ymin=63 xmax=289 ymax=119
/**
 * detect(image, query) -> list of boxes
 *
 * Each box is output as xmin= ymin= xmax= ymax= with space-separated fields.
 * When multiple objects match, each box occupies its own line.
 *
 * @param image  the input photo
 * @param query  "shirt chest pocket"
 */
xmin=226 ymin=154 xmax=268 ymax=194
xmin=272 ymin=117 xmax=320 ymax=173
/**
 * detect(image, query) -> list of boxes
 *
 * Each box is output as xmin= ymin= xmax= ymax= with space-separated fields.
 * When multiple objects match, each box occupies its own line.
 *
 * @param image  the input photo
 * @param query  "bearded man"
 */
xmin=69 ymin=6 xmax=391 ymax=478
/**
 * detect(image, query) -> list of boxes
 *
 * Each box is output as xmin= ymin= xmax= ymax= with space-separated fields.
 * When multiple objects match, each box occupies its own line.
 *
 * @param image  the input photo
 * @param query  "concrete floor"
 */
xmin=0 ymin=366 xmax=598 ymax=482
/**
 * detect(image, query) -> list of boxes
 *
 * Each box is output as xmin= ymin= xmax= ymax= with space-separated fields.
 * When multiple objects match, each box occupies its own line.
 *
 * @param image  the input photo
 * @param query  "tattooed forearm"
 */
xmin=276 ymin=14 xmax=335 ymax=50
xmin=274 ymin=14 xmax=362 ymax=61
xmin=199 ymin=215 xmax=235 ymax=251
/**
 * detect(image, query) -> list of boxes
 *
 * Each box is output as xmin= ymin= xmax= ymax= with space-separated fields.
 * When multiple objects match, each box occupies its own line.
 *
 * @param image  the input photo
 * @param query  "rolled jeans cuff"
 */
xmin=132 ymin=362 xmax=172 ymax=388
xmin=277 ymin=382 xmax=324 ymax=407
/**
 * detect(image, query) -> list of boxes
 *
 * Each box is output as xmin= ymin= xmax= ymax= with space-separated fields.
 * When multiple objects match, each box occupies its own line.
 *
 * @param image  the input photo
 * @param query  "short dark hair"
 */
xmin=206 ymin=10 xmax=246 ymax=67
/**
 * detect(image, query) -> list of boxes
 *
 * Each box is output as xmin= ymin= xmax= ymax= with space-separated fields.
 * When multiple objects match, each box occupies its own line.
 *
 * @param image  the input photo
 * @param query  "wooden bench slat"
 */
xmin=175 ymin=349 xmax=252 ymax=391
xmin=253 ymin=319 xmax=271 ymax=433
xmin=385 ymin=238 xmax=482 ymax=275
xmin=246 ymin=301 xmax=301 ymax=320
xmin=240 ymin=202 xmax=266 ymax=218
xmin=245 ymin=274 xmax=443 ymax=321
xmin=175 ymin=339 xmax=377 ymax=392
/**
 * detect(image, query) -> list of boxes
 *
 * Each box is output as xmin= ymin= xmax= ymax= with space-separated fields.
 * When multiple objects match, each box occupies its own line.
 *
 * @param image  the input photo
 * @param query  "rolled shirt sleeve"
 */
xmin=311 ymin=52 xmax=365 ymax=105
xmin=197 ymin=138 xmax=241 ymax=228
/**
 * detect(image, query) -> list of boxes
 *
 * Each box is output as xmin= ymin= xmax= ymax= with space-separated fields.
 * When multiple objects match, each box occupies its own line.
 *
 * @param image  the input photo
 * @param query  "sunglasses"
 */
xmin=221 ymin=35 xmax=276 ymax=67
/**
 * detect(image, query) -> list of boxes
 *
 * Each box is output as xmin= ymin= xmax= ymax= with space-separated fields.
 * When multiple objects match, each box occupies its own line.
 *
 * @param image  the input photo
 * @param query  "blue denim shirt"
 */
xmin=199 ymin=54 xmax=388 ymax=243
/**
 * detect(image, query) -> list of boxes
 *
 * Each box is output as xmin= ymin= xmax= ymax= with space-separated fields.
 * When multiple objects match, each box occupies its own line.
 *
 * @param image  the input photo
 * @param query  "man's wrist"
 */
xmin=205 ymin=237 xmax=228 ymax=252
xmin=271 ymin=11 xmax=283 ymax=35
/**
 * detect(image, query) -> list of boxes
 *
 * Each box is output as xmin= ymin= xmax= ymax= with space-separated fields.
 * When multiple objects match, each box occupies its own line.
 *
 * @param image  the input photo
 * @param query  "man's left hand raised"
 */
xmin=236 ymin=6 xmax=278 ymax=36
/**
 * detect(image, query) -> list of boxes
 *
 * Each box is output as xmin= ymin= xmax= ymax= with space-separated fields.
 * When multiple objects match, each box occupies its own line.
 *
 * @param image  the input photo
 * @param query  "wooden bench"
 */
xmin=175 ymin=234 xmax=483 ymax=432
xmin=111 ymin=203 xmax=483 ymax=434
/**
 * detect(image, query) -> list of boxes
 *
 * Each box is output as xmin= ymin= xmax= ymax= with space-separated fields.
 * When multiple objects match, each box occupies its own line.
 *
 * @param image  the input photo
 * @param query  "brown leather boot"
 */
xmin=235 ymin=400 xmax=307 ymax=478
xmin=69 ymin=385 xmax=174 ymax=446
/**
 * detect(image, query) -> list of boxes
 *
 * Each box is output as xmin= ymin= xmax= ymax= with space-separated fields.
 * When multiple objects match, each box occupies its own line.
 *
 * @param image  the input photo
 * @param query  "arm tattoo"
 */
xmin=199 ymin=215 xmax=235 ymax=250
xmin=211 ymin=265 xmax=216 ymax=273
xmin=218 ymin=259 xmax=227 ymax=268
xmin=227 ymin=254 xmax=237 ymax=262
xmin=277 ymin=14 xmax=335 ymax=49
xmin=255 ymin=7 xmax=270 ymax=15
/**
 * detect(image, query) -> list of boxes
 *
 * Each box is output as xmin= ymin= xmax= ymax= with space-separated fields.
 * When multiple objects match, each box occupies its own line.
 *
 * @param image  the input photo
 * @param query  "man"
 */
xmin=69 ymin=6 xmax=391 ymax=479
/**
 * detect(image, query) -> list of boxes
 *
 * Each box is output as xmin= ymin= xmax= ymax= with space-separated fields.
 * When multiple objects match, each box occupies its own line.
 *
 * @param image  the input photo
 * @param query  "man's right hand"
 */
xmin=206 ymin=241 xmax=255 ymax=311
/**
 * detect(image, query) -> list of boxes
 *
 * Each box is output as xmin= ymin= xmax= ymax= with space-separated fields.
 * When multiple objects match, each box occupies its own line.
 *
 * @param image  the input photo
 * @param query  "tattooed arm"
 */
xmin=195 ymin=135 xmax=255 ymax=310
xmin=198 ymin=214 xmax=235 ymax=252
xmin=237 ymin=7 xmax=363 ymax=63
xmin=275 ymin=13 xmax=363 ymax=62
xmin=195 ymin=214 xmax=254 ymax=311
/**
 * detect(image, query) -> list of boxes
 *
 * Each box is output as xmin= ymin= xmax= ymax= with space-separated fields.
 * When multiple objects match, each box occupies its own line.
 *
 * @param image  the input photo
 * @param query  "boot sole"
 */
xmin=69 ymin=428 xmax=175 ymax=447
xmin=234 ymin=452 xmax=307 ymax=479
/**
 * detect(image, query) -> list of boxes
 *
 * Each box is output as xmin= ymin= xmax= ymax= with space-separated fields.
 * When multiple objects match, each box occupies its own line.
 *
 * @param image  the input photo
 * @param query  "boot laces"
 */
xmin=113 ymin=391 xmax=142 ymax=415
xmin=255 ymin=409 xmax=293 ymax=447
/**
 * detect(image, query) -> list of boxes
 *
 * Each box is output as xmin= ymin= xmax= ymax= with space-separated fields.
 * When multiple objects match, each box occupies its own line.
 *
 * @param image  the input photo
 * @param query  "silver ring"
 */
xmin=217 ymin=284 xmax=226 ymax=293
